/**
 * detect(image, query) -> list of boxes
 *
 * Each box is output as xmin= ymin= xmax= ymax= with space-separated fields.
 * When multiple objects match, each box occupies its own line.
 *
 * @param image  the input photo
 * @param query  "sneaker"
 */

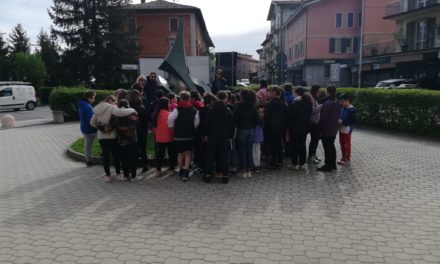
xmin=133 ymin=175 xmax=144 ymax=181
xmin=298 ymin=165 xmax=305 ymax=170
xmin=246 ymin=172 xmax=252 ymax=178
xmin=337 ymin=160 xmax=346 ymax=166
xmin=315 ymin=156 xmax=322 ymax=162
xmin=241 ymin=172 xmax=247 ymax=179
xmin=116 ymin=174 xmax=124 ymax=181
xmin=104 ymin=176 xmax=112 ymax=183
xmin=154 ymin=170 xmax=162 ymax=177
xmin=178 ymin=169 xmax=184 ymax=179
xmin=203 ymin=175 xmax=212 ymax=183
xmin=86 ymin=161 xmax=94 ymax=167
xmin=222 ymin=176 xmax=229 ymax=184
xmin=182 ymin=170 xmax=189 ymax=182
xmin=345 ymin=160 xmax=351 ymax=166
xmin=307 ymin=157 xmax=320 ymax=164
xmin=289 ymin=164 xmax=299 ymax=170
xmin=317 ymin=166 xmax=332 ymax=172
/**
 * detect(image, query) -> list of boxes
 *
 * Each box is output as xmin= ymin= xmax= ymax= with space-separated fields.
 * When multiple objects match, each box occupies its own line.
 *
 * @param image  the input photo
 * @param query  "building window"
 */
xmin=299 ymin=41 xmax=304 ymax=57
xmin=324 ymin=65 xmax=331 ymax=78
xmin=335 ymin=12 xmax=343 ymax=28
xmin=415 ymin=21 xmax=427 ymax=50
xmin=359 ymin=12 xmax=362 ymax=27
xmin=347 ymin=12 xmax=354 ymax=28
xmin=169 ymin=17 xmax=178 ymax=32
xmin=417 ymin=0 xmax=428 ymax=8
xmin=330 ymin=38 xmax=355 ymax=53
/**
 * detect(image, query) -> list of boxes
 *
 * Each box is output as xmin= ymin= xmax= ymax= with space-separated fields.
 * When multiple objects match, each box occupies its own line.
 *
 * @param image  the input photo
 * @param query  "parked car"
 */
xmin=236 ymin=82 xmax=249 ymax=88
xmin=375 ymin=79 xmax=417 ymax=89
xmin=0 ymin=82 xmax=37 ymax=111
xmin=239 ymin=79 xmax=251 ymax=86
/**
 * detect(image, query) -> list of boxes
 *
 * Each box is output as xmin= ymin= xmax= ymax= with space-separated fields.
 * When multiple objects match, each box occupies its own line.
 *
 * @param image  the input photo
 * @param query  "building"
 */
xmin=127 ymin=0 xmax=214 ymax=83
xmin=236 ymin=53 xmax=259 ymax=81
xmin=282 ymin=0 xmax=396 ymax=87
xmin=361 ymin=0 xmax=440 ymax=87
xmin=263 ymin=1 xmax=302 ymax=84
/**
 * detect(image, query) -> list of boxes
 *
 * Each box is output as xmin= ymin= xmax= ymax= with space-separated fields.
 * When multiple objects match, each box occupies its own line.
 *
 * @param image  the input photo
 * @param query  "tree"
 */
xmin=11 ymin=52 xmax=47 ymax=87
xmin=8 ymin=24 xmax=31 ymax=54
xmin=36 ymin=29 xmax=61 ymax=86
xmin=49 ymin=0 xmax=138 ymax=87
xmin=0 ymin=32 xmax=8 ymax=57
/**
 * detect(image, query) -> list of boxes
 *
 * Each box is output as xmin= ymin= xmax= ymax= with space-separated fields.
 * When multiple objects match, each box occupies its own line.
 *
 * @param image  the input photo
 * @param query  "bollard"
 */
xmin=1 ymin=114 xmax=16 ymax=129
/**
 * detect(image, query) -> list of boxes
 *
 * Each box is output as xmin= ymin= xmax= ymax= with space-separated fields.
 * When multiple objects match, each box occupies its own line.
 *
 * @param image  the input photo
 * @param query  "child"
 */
xmin=252 ymin=105 xmax=264 ymax=172
xmin=153 ymin=97 xmax=176 ymax=176
xmin=264 ymin=86 xmax=288 ymax=169
xmin=167 ymin=91 xmax=200 ymax=181
xmin=338 ymin=94 xmax=357 ymax=166
xmin=116 ymin=99 xmax=139 ymax=181
xmin=204 ymin=91 xmax=234 ymax=184
xmin=166 ymin=93 xmax=178 ymax=111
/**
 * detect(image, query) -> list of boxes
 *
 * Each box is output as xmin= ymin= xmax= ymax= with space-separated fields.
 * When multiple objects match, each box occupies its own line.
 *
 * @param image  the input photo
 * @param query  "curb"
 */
xmin=66 ymin=147 xmax=103 ymax=165
xmin=66 ymin=147 xmax=163 ymax=166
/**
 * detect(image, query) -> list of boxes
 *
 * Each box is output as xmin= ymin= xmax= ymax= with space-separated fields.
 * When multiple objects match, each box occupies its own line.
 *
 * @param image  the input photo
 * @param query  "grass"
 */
xmin=71 ymin=133 xmax=155 ymax=157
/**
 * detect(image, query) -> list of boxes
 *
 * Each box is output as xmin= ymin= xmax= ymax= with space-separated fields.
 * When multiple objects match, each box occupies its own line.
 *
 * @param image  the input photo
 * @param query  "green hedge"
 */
xmin=37 ymin=87 xmax=56 ymax=105
xmin=334 ymin=88 xmax=440 ymax=137
xmin=49 ymin=87 xmax=113 ymax=121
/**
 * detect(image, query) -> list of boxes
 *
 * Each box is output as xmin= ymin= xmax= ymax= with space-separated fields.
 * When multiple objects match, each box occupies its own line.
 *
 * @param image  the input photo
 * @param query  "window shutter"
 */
xmin=329 ymin=38 xmax=335 ymax=53
xmin=427 ymin=18 xmax=436 ymax=48
xmin=341 ymin=38 xmax=349 ymax=53
xmin=406 ymin=22 xmax=415 ymax=50
xmin=353 ymin=38 xmax=359 ymax=53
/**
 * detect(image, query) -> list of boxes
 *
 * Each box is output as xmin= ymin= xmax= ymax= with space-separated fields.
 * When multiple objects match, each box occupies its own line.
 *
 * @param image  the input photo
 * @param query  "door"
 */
xmin=0 ymin=87 xmax=21 ymax=109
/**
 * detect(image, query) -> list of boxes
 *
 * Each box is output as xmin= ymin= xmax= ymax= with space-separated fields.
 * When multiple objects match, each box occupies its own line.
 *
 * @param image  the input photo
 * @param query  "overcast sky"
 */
xmin=0 ymin=0 xmax=272 ymax=58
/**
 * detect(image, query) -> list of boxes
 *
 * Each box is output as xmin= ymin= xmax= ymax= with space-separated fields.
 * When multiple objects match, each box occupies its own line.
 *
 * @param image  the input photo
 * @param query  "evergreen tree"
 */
xmin=49 ymin=0 xmax=138 ymax=87
xmin=36 ymin=29 xmax=61 ymax=86
xmin=8 ymin=24 xmax=31 ymax=54
xmin=0 ymin=32 xmax=9 ymax=57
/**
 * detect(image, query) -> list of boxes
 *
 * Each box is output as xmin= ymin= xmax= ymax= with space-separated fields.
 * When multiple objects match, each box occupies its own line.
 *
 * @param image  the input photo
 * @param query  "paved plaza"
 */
xmin=0 ymin=123 xmax=439 ymax=264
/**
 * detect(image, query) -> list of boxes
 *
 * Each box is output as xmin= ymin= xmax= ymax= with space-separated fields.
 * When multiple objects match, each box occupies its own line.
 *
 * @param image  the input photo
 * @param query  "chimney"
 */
xmin=141 ymin=0 xmax=145 ymax=3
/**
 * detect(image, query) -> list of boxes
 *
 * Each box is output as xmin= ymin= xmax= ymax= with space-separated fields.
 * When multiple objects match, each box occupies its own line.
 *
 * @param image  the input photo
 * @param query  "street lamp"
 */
xmin=357 ymin=0 xmax=366 ymax=89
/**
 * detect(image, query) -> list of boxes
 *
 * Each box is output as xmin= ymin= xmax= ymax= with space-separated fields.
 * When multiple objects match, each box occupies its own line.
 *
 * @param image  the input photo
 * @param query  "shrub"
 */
xmin=331 ymin=88 xmax=440 ymax=137
xmin=49 ymin=86 xmax=113 ymax=121
xmin=37 ymin=87 xmax=55 ymax=105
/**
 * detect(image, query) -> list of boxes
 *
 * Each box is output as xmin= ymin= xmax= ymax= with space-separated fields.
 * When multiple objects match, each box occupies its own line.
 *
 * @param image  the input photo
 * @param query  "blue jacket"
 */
xmin=339 ymin=105 xmax=357 ymax=134
xmin=78 ymin=99 xmax=97 ymax=134
xmin=285 ymin=91 xmax=294 ymax=106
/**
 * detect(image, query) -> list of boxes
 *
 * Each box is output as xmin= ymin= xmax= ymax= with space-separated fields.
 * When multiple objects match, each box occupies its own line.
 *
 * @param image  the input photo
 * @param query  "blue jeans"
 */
xmin=237 ymin=129 xmax=254 ymax=171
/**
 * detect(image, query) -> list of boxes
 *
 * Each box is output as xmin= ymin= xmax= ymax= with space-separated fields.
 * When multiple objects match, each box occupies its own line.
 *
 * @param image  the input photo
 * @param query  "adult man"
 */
xmin=211 ymin=69 xmax=227 ymax=95
xmin=145 ymin=72 xmax=159 ymax=104
xmin=77 ymin=91 xmax=97 ymax=166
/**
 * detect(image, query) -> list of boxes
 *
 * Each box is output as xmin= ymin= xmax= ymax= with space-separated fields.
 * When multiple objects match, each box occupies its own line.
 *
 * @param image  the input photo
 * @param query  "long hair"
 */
xmin=240 ymin=89 xmax=256 ymax=105
xmin=310 ymin=84 xmax=321 ymax=99
xmin=129 ymin=89 xmax=143 ymax=108
xmin=152 ymin=97 xmax=170 ymax=127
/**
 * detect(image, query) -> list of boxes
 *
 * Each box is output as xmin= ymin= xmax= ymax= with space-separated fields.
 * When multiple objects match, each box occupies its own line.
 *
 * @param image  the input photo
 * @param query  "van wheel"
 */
xmin=26 ymin=101 xmax=36 ymax=111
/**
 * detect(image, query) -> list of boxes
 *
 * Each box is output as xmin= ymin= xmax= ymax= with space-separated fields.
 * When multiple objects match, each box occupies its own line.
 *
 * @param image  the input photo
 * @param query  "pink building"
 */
xmin=284 ymin=0 xmax=396 ymax=86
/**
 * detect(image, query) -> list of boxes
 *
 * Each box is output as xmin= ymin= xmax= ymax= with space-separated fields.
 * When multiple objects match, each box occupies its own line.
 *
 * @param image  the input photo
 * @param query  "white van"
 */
xmin=0 ymin=82 xmax=37 ymax=111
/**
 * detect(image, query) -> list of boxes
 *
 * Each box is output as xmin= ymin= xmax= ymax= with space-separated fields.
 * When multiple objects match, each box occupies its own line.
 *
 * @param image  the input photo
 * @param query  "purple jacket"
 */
xmin=318 ymin=96 xmax=341 ymax=137
xmin=253 ymin=124 xmax=264 ymax=143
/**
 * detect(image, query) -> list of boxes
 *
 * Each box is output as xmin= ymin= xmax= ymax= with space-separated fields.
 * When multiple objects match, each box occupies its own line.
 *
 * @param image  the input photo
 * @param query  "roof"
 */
xmin=267 ymin=0 xmax=301 ymax=21
xmin=127 ymin=0 xmax=214 ymax=47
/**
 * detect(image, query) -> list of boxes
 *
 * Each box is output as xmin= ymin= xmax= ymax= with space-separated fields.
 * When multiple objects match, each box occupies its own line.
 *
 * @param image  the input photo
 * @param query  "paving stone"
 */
xmin=0 ymin=124 xmax=439 ymax=264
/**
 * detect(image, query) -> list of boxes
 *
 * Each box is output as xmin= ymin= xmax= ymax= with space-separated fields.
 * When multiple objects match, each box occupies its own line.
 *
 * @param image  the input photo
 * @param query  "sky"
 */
xmin=0 ymin=0 xmax=272 ymax=59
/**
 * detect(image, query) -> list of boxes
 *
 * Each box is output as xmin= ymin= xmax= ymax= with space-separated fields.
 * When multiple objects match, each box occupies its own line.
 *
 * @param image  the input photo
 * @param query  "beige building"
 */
xmin=236 ymin=53 xmax=259 ymax=81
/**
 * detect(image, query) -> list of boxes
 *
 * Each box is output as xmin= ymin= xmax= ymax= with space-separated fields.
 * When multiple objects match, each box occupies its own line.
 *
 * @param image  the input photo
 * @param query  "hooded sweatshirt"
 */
xmin=339 ymin=105 xmax=357 ymax=134
xmin=90 ymin=102 xmax=136 ymax=140
xmin=77 ymin=99 xmax=97 ymax=134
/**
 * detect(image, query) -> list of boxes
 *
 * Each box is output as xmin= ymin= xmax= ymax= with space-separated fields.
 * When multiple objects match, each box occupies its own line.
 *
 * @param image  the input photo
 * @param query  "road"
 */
xmin=0 ymin=105 xmax=52 ymax=122
xmin=0 ymin=123 xmax=439 ymax=264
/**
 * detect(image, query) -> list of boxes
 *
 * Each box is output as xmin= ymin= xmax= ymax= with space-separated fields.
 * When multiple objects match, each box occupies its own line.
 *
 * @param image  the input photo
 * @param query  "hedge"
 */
xmin=49 ymin=87 xmax=113 ymax=121
xmin=37 ymin=87 xmax=56 ymax=105
xmin=333 ymin=88 xmax=440 ymax=137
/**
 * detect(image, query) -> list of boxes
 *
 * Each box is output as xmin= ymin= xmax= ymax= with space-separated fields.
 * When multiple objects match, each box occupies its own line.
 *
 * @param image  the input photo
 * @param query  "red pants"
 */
xmin=339 ymin=133 xmax=352 ymax=161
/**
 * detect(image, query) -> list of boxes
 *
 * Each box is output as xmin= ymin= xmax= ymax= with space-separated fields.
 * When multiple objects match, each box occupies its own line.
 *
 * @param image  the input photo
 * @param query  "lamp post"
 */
xmin=357 ymin=0 xmax=366 ymax=89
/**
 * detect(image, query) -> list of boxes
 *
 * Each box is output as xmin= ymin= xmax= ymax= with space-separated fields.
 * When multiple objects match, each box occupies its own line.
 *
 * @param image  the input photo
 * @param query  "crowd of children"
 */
xmin=78 ymin=76 xmax=357 ymax=184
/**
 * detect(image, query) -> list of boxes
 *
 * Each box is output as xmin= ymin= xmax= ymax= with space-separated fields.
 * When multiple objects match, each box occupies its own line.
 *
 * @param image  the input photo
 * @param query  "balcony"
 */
xmin=385 ymin=0 xmax=440 ymax=19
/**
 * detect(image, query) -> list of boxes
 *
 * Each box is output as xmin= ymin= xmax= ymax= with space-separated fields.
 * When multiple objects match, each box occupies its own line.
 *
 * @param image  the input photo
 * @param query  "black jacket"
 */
xmin=206 ymin=101 xmax=234 ymax=139
xmin=174 ymin=106 xmax=197 ymax=140
xmin=211 ymin=78 xmax=227 ymax=95
xmin=264 ymin=97 xmax=288 ymax=131
xmin=132 ymin=104 xmax=149 ymax=136
xmin=233 ymin=102 xmax=259 ymax=130
xmin=288 ymin=97 xmax=313 ymax=135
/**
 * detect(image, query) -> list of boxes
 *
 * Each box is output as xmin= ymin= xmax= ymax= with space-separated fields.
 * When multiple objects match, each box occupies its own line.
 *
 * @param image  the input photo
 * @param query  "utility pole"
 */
xmin=357 ymin=0 xmax=366 ymax=89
